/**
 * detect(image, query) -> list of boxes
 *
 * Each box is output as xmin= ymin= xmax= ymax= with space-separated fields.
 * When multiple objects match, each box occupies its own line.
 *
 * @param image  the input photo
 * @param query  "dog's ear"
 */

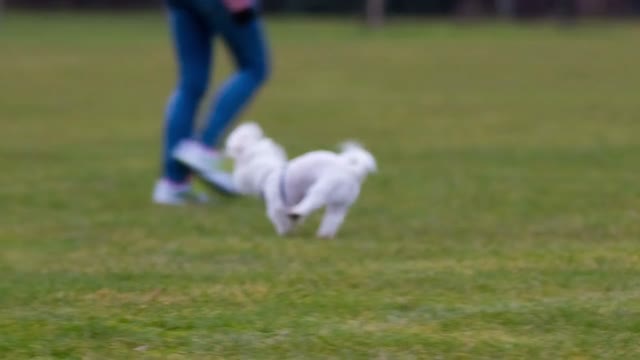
xmin=225 ymin=122 xmax=264 ymax=158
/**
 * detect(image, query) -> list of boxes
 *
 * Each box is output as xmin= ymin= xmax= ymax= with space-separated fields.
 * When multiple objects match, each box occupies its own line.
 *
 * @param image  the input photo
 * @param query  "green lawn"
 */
xmin=1 ymin=12 xmax=640 ymax=358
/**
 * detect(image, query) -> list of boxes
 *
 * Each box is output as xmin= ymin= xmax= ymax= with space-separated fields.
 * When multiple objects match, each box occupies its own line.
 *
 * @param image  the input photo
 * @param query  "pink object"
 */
xmin=222 ymin=0 xmax=253 ymax=12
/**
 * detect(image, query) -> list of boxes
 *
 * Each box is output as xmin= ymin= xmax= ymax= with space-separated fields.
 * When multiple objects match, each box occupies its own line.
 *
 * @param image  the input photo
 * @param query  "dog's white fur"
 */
xmin=225 ymin=122 xmax=377 ymax=238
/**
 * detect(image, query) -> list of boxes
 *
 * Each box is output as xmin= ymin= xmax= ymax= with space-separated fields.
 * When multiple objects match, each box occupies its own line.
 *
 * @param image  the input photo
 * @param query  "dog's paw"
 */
xmin=316 ymin=231 xmax=336 ymax=240
xmin=276 ymin=229 xmax=291 ymax=237
xmin=274 ymin=222 xmax=294 ymax=237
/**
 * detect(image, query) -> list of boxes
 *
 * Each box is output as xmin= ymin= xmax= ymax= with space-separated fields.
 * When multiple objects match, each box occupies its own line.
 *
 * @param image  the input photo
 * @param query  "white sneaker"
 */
xmin=172 ymin=140 xmax=239 ymax=196
xmin=152 ymin=179 xmax=210 ymax=206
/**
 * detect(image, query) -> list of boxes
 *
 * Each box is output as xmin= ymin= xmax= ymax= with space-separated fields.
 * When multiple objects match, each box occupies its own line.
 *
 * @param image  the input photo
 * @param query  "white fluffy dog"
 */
xmin=225 ymin=122 xmax=377 ymax=238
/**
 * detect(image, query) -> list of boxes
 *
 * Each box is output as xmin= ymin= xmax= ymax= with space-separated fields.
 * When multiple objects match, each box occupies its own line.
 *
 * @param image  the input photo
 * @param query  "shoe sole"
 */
xmin=195 ymin=171 xmax=240 ymax=197
xmin=172 ymin=152 xmax=240 ymax=197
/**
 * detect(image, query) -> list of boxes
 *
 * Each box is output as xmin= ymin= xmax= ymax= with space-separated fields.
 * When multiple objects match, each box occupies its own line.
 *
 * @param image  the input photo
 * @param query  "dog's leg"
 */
xmin=264 ymin=175 xmax=295 ymax=236
xmin=288 ymin=179 xmax=333 ymax=219
xmin=316 ymin=205 xmax=350 ymax=239
xmin=267 ymin=205 xmax=294 ymax=236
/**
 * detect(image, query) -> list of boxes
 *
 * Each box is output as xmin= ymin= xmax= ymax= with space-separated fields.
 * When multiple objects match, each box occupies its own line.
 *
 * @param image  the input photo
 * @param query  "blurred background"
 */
xmin=2 ymin=0 xmax=640 ymax=358
xmin=5 ymin=0 xmax=640 ymax=19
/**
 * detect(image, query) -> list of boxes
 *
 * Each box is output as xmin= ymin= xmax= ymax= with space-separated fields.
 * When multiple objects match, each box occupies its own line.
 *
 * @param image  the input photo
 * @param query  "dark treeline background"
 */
xmin=6 ymin=0 xmax=640 ymax=17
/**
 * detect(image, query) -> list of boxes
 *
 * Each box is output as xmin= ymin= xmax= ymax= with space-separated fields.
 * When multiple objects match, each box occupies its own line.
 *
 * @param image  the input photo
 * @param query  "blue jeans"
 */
xmin=163 ymin=0 xmax=270 ymax=183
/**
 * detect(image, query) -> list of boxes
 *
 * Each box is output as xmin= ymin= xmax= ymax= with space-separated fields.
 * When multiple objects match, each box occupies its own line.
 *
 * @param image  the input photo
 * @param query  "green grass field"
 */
xmin=1 ymin=12 xmax=640 ymax=358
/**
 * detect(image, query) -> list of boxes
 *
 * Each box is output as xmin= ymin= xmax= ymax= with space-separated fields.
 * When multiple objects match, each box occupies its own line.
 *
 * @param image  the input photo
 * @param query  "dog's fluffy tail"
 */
xmin=338 ymin=141 xmax=377 ymax=178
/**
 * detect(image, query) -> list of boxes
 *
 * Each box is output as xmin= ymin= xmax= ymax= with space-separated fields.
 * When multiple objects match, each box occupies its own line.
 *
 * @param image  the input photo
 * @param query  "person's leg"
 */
xmin=162 ymin=4 xmax=213 ymax=184
xmin=199 ymin=5 xmax=270 ymax=148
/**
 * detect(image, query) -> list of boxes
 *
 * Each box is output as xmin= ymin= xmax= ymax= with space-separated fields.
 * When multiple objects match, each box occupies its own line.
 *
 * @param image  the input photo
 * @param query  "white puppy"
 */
xmin=225 ymin=122 xmax=377 ymax=238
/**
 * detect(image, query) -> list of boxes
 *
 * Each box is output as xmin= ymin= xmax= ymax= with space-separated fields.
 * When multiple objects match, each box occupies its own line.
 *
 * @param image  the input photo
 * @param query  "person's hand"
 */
xmin=223 ymin=0 xmax=257 ymax=25
xmin=222 ymin=0 xmax=253 ymax=13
